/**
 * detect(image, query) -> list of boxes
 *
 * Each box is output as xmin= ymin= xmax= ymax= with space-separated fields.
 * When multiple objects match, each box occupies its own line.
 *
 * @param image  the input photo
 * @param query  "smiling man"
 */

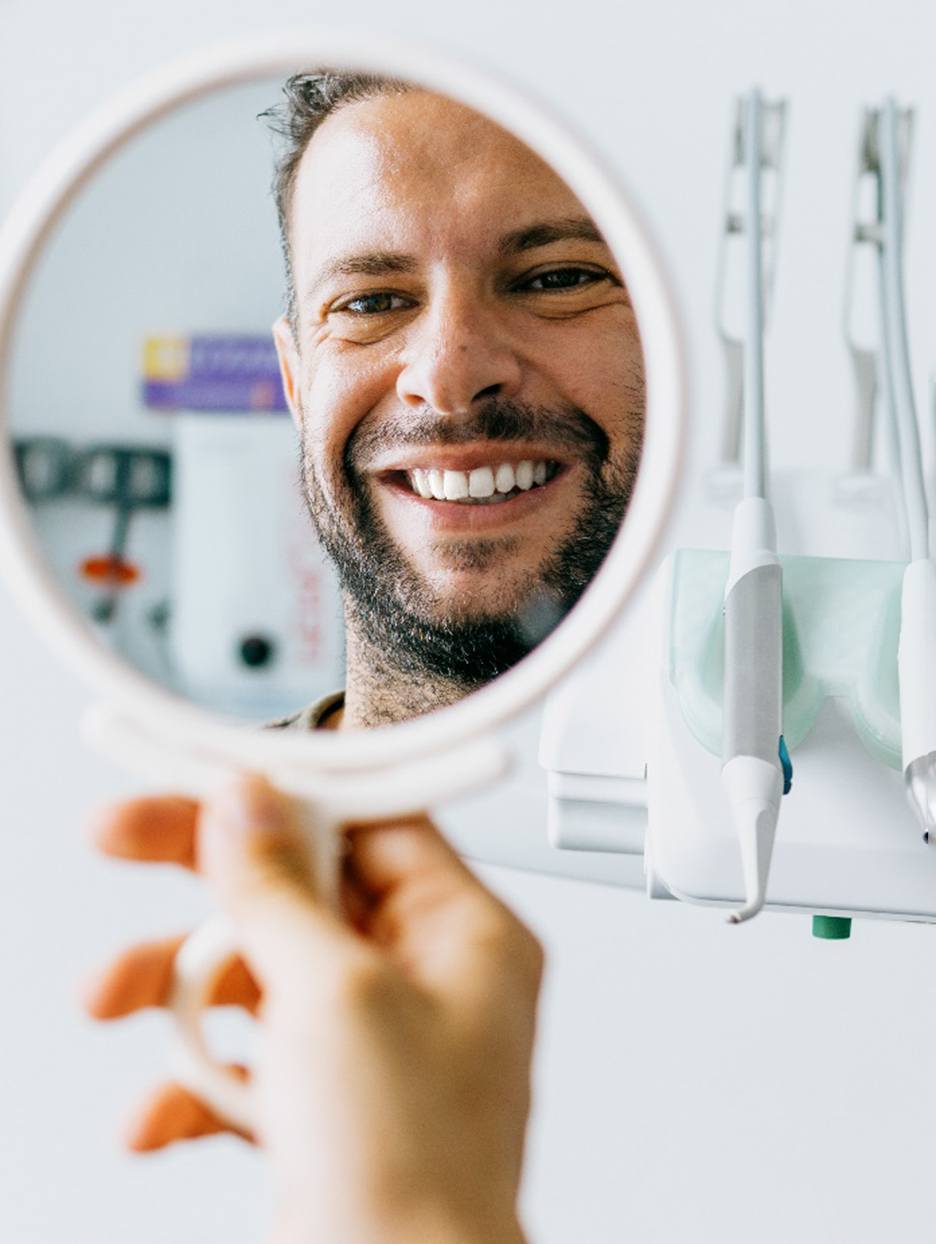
xmin=268 ymin=73 xmax=645 ymax=728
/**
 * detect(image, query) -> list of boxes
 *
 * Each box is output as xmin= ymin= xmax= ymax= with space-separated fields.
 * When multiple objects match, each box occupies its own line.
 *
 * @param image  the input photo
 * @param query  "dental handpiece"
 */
xmin=722 ymin=498 xmax=785 ymax=923
xmin=864 ymin=97 xmax=936 ymax=843
xmin=900 ymin=559 xmax=936 ymax=841
xmin=722 ymin=88 xmax=786 ymax=925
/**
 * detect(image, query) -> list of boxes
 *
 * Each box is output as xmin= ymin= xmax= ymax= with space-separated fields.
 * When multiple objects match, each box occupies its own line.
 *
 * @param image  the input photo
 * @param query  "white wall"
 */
xmin=3 ymin=2 xmax=936 ymax=1242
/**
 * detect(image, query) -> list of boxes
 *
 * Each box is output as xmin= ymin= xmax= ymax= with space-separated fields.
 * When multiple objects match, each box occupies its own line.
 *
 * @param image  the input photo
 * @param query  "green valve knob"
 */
xmin=812 ymin=915 xmax=852 ymax=940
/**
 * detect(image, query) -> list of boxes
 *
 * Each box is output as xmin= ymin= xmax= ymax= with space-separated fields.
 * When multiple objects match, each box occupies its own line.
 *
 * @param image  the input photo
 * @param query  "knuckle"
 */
xmin=520 ymin=926 xmax=546 ymax=978
xmin=508 ymin=921 xmax=545 ymax=988
xmin=487 ymin=903 xmax=542 ymax=958
xmin=489 ymin=911 xmax=545 ymax=990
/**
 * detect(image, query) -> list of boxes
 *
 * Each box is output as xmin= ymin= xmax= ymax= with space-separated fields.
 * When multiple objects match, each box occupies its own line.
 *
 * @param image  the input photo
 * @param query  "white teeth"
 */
xmin=468 ymin=466 xmax=495 ymax=498
xmin=495 ymin=463 xmax=516 ymax=493
xmin=405 ymin=460 xmax=553 ymax=500
xmin=411 ymin=469 xmax=432 ymax=498
xmin=443 ymin=469 xmax=469 ymax=500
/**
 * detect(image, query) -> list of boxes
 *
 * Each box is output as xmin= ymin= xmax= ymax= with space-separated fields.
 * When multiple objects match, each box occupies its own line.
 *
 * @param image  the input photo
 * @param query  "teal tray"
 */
xmin=667 ymin=550 xmax=904 ymax=769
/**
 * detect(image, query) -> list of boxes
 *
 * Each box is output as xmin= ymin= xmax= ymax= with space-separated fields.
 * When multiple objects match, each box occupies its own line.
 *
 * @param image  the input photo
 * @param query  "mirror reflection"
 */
xmin=9 ymin=70 xmax=646 ymax=729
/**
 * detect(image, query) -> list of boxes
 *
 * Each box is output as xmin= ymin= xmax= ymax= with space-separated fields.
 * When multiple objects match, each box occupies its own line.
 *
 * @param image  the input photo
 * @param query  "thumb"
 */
xmin=198 ymin=774 xmax=353 ymax=992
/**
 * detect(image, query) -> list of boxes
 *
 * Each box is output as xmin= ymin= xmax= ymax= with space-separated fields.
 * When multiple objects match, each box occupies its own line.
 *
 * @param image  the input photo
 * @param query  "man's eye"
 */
xmin=335 ymin=292 xmax=412 ymax=315
xmin=518 ymin=268 xmax=605 ymax=292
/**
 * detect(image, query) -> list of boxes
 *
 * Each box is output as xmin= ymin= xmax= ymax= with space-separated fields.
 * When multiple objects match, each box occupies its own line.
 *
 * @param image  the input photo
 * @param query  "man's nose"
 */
xmin=395 ymin=296 xmax=523 ymax=415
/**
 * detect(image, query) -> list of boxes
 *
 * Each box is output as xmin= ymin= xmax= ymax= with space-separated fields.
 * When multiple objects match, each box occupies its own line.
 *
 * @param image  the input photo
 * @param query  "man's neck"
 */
xmin=341 ymin=621 xmax=477 ymax=729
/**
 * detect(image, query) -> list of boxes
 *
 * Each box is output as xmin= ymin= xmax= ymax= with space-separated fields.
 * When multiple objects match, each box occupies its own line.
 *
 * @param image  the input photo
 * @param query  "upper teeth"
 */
xmin=408 ymin=460 xmax=552 ymax=501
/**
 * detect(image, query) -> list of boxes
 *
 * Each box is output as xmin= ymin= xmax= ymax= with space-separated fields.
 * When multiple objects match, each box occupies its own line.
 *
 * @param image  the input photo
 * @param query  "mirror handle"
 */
xmin=167 ymin=796 xmax=342 ymax=1137
xmin=166 ymin=913 xmax=254 ymax=1134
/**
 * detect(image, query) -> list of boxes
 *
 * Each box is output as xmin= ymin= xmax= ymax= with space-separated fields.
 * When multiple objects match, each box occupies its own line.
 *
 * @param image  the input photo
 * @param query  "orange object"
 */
xmin=79 ymin=555 xmax=140 ymax=585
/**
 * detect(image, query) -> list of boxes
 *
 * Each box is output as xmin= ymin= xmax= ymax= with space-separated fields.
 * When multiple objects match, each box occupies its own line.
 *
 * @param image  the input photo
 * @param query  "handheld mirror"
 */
xmin=0 ymin=32 xmax=684 ymax=1131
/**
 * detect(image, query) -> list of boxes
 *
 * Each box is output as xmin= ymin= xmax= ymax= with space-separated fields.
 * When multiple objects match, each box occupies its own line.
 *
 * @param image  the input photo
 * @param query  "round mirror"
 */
xmin=0 ymin=34 xmax=683 ymax=771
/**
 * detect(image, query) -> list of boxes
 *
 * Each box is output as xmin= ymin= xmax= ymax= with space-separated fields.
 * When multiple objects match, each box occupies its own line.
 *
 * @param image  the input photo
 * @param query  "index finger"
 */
xmin=90 ymin=796 xmax=201 ymax=868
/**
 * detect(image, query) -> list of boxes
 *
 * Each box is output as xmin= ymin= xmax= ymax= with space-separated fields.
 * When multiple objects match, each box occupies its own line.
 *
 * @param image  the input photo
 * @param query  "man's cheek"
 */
xmin=303 ymin=364 xmax=361 ymax=440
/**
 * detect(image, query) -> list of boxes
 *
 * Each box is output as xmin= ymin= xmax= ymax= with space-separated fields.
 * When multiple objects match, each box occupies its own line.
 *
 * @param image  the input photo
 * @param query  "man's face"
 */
xmin=274 ymin=89 xmax=645 ymax=684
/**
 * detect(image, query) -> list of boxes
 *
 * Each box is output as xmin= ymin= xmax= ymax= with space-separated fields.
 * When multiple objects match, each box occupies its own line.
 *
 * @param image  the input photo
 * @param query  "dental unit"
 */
xmin=543 ymin=89 xmax=936 ymax=935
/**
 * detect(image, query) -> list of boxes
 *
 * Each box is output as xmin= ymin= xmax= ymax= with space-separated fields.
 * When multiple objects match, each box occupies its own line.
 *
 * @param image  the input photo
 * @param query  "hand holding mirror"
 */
xmin=0 ymin=31 xmax=684 ymax=1132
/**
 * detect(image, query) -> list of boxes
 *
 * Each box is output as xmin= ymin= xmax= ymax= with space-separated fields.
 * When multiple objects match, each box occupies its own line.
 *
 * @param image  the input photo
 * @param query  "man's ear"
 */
xmin=272 ymin=315 xmax=302 ymax=432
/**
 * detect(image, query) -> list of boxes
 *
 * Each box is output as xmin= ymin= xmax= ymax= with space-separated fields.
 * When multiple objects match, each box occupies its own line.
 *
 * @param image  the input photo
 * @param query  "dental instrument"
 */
xmin=867 ymin=98 xmax=936 ymax=843
xmin=843 ymin=108 xmax=896 ymax=480
xmin=722 ymin=88 xmax=787 ymax=924
xmin=713 ymin=94 xmax=787 ymax=477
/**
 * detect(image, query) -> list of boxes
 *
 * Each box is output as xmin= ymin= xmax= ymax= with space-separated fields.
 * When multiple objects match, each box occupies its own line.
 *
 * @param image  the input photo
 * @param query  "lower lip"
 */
xmin=377 ymin=465 xmax=574 ymax=531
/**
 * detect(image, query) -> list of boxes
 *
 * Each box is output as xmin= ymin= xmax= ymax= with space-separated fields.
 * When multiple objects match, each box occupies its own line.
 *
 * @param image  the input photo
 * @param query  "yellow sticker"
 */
xmin=142 ymin=335 xmax=189 ymax=381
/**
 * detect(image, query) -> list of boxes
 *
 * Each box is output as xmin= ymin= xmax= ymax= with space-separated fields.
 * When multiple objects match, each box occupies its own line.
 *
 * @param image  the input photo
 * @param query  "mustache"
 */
xmin=347 ymin=399 xmax=610 ymax=474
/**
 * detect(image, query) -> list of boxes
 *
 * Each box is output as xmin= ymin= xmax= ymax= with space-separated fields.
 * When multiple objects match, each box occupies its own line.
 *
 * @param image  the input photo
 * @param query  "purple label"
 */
xmin=142 ymin=335 xmax=288 ymax=413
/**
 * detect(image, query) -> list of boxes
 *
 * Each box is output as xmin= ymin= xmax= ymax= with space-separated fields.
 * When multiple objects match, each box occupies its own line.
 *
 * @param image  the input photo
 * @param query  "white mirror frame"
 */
xmin=0 ymin=28 xmax=685 ymax=775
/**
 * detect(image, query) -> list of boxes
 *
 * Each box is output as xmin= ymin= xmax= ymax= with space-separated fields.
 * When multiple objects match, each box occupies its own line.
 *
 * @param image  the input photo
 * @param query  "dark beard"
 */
xmin=301 ymin=399 xmax=641 ymax=688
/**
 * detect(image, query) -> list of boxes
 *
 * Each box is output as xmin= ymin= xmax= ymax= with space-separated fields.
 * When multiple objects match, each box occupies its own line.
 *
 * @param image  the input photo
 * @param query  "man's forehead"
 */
xmin=288 ymin=90 xmax=593 ymax=274
xmin=294 ymin=88 xmax=557 ymax=193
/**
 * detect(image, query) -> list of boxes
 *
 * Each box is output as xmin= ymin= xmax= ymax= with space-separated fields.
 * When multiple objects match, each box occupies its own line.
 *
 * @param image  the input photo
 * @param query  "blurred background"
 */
xmin=2 ymin=1 xmax=936 ymax=1241
xmin=9 ymin=76 xmax=345 ymax=719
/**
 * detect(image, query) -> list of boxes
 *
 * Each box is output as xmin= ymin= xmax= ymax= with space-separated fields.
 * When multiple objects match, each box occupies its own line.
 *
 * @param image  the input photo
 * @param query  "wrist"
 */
xmin=271 ymin=1198 xmax=528 ymax=1244
xmin=386 ymin=1205 xmax=528 ymax=1244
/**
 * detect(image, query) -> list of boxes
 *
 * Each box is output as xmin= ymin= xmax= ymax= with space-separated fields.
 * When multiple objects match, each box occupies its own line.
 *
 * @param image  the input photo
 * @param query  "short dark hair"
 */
xmin=261 ymin=71 xmax=411 ymax=331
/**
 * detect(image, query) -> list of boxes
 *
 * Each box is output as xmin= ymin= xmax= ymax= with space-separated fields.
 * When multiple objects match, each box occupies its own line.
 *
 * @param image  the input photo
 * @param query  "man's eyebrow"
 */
xmin=308 ymin=251 xmax=418 ymax=292
xmin=498 ymin=216 xmax=606 ymax=255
